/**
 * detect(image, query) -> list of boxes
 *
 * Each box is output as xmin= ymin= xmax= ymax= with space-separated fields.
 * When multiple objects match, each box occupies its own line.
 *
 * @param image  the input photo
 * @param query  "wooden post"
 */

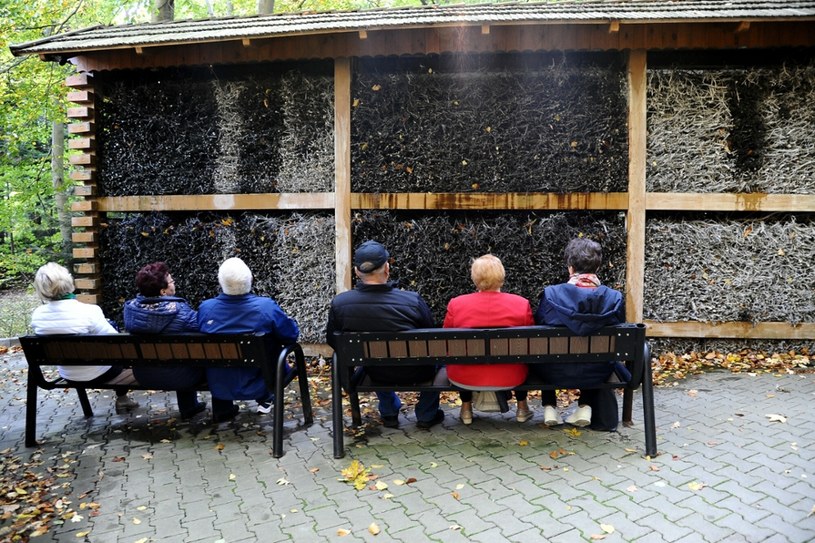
xmin=626 ymin=50 xmax=647 ymax=324
xmin=66 ymin=72 xmax=101 ymax=301
xmin=335 ymin=58 xmax=352 ymax=293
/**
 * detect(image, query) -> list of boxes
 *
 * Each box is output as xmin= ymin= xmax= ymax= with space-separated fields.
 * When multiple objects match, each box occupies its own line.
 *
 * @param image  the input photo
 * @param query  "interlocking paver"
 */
xmin=2 ymin=347 xmax=815 ymax=542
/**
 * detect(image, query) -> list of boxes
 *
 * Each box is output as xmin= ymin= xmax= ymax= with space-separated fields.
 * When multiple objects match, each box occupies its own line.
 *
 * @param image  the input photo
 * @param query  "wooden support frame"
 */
xmin=62 ymin=42 xmax=815 ymax=344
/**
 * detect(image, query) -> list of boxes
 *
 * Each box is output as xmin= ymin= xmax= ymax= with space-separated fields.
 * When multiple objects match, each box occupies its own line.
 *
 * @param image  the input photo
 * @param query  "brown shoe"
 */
xmin=516 ymin=403 xmax=533 ymax=423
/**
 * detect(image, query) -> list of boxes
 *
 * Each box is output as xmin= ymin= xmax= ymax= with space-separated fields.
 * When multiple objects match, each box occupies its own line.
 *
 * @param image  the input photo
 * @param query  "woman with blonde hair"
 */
xmin=30 ymin=262 xmax=139 ymax=413
xmin=443 ymin=254 xmax=534 ymax=425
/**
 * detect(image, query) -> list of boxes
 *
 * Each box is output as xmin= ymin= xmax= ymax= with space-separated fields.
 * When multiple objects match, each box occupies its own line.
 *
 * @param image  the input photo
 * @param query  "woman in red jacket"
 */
xmin=443 ymin=254 xmax=534 ymax=425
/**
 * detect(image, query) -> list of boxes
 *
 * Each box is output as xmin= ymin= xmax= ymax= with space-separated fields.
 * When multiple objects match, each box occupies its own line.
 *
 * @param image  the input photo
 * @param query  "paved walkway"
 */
xmin=1 ymin=349 xmax=813 ymax=542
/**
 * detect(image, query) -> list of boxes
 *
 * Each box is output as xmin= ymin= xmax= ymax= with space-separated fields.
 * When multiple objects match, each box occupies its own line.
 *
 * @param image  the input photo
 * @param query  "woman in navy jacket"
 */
xmin=533 ymin=238 xmax=625 ymax=431
xmin=124 ymin=262 xmax=206 ymax=419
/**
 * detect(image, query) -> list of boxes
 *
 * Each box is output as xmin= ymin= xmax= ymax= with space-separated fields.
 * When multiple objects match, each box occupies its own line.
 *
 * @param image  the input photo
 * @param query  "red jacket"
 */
xmin=443 ymin=291 xmax=533 ymax=389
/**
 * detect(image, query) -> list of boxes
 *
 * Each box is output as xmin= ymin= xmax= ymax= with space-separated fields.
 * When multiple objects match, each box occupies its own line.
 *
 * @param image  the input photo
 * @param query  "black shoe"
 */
xmin=382 ymin=415 xmax=399 ymax=428
xmin=416 ymin=410 xmax=445 ymax=429
xmin=213 ymin=404 xmax=240 ymax=423
xmin=181 ymin=401 xmax=207 ymax=420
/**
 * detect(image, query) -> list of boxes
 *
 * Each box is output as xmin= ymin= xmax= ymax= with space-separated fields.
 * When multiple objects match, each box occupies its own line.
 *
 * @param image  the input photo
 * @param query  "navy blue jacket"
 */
xmin=535 ymin=284 xmax=625 ymax=335
xmin=198 ymin=292 xmax=299 ymax=400
xmin=124 ymin=295 xmax=199 ymax=334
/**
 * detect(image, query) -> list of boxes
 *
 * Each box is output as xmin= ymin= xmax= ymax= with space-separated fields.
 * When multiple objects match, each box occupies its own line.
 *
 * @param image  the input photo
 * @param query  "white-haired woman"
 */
xmin=30 ymin=262 xmax=139 ymax=413
xmin=198 ymin=257 xmax=300 ymax=422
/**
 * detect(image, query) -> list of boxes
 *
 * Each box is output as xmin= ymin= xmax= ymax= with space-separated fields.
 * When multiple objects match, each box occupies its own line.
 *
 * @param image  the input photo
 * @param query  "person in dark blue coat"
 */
xmin=533 ymin=238 xmax=625 ymax=431
xmin=124 ymin=262 xmax=206 ymax=419
xmin=198 ymin=257 xmax=300 ymax=422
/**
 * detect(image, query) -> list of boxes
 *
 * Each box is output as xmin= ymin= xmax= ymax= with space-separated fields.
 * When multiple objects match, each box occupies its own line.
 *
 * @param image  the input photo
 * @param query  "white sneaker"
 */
xmin=543 ymin=405 xmax=563 ymax=427
xmin=565 ymin=405 xmax=592 ymax=427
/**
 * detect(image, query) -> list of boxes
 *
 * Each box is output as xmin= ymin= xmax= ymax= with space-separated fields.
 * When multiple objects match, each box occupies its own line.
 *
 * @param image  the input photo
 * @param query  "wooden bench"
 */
xmin=19 ymin=333 xmax=313 ymax=458
xmin=331 ymin=323 xmax=655 ymax=459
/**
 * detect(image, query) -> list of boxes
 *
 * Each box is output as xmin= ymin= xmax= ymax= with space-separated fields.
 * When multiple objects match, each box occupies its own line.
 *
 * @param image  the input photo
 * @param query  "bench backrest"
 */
xmin=20 ymin=334 xmax=274 ymax=368
xmin=333 ymin=324 xmax=646 ymax=367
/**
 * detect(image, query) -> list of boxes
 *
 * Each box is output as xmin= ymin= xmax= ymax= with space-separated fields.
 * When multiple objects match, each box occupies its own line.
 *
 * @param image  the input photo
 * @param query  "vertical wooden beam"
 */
xmin=66 ymin=71 xmax=101 ymax=301
xmin=335 ymin=58 xmax=353 ymax=293
xmin=626 ymin=50 xmax=647 ymax=323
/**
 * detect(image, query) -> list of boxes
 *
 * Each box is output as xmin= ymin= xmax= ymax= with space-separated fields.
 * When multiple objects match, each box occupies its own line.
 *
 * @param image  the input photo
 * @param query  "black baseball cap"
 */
xmin=354 ymin=240 xmax=389 ymax=273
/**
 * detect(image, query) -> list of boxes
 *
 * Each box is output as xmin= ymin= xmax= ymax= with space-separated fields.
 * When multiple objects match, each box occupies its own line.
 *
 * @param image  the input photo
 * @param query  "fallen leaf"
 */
xmin=229 ymin=474 xmax=237 ymax=481
xmin=337 ymin=528 xmax=351 ymax=536
xmin=309 ymin=467 xmax=320 ymax=474
xmin=450 ymin=524 xmax=462 ymax=531
xmin=429 ymin=462 xmax=438 ymax=468
xmin=765 ymin=413 xmax=787 ymax=423
xmin=549 ymin=448 xmax=575 ymax=460
xmin=600 ymin=523 xmax=615 ymax=534
xmin=687 ymin=389 xmax=698 ymax=397
xmin=451 ymin=491 xmax=461 ymax=500
xmin=112 ymin=456 xmax=126 ymax=462
xmin=564 ymin=428 xmax=582 ymax=438
xmin=368 ymin=522 xmax=380 ymax=535
xmin=215 ymin=443 xmax=225 ymax=451
xmin=374 ymin=481 xmax=388 ymax=491
xmin=382 ymin=493 xmax=394 ymax=499
xmin=649 ymin=465 xmax=660 ymax=472
xmin=519 ymin=439 xmax=530 ymax=446
xmin=590 ymin=534 xmax=607 ymax=540
xmin=132 ymin=517 xmax=141 ymax=525
xmin=76 ymin=532 xmax=90 ymax=538
xmin=70 ymin=513 xmax=83 ymax=523
xmin=393 ymin=479 xmax=405 ymax=486
xmin=135 ymin=539 xmax=149 ymax=543
xmin=141 ymin=453 xmax=153 ymax=461
xmin=688 ymin=481 xmax=705 ymax=491
xmin=626 ymin=485 xmax=637 ymax=492
xmin=405 ymin=477 xmax=417 ymax=485
xmin=455 ymin=483 xmax=465 ymax=490
xmin=277 ymin=478 xmax=290 ymax=486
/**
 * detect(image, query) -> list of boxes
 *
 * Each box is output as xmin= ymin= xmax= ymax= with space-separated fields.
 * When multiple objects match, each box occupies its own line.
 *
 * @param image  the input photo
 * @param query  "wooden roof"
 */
xmin=11 ymin=0 xmax=815 ymax=63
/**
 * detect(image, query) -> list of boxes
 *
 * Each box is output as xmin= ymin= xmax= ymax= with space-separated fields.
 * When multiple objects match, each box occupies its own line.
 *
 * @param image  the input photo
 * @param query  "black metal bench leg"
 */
xmin=641 ymin=354 xmax=658 ymax=457
xmin=77 ymin=388 xmax=93 ymax=417
xmin=331 ymin=354 xmax=345 ymax=459
xmin=295 ymin=349 xmax=314 ymax=426
xmin=25 ymin=380 xmax=38 ymax=447
xmin=272 ymin=352 xmax=288 ymax=459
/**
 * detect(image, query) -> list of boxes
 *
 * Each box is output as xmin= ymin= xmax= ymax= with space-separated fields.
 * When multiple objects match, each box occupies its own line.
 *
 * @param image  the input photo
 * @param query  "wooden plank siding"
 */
xmin=626 ymin=50 xmax=647 ymax=324
xmin=71 ymin=22 xmax=815 ymax=73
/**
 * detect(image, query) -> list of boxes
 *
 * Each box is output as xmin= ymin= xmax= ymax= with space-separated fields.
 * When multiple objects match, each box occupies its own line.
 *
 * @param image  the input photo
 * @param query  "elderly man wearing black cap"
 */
xmin=326 ymin=240 xmax=444 ymax=429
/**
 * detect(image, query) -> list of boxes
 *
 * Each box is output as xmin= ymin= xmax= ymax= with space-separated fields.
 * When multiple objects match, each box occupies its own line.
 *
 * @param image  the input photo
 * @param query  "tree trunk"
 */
xmin=152 ymin=0 xmax=175 ymax=22
xmin=258 ymin=0 xmax=274 ymax=15
xmin=52 ymin=121 xmax=72 ymax=259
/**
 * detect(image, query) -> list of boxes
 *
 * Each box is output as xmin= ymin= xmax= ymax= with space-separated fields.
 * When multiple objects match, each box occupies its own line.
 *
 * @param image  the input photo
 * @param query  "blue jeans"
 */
xmin=376 ymin=391 xmax=440 ymax=422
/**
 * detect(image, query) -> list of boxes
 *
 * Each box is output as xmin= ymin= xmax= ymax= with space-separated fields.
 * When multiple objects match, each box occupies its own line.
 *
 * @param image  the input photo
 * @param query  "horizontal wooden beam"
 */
xmin=73 ymin=246 xmax=97 ymax=259
xmin=65 ymin=73 xmax=92 ymax=88
xmin=72 ymin=231 xmax=97 ymax=243
xmin=647 ymin=193 xmax=815 ymax=212
xmin=97 ymin=193 xmax=336 ymax=212
xmin=71 ymin=215 xmax=97 ymax=227
xmin=76 ymin=294 xmax=98 ymax=304
xmin=645 ymin=320 xmax=815 ymax=340
xmin=74 ymin=277 xmax=101 ymax=290
xmin=74 ymin=262 xmax=99 ymax=275
xmin=68 ymin=122 xmax=95 ymax=134
xmin=71 ymin=200 xmax=96 ymax=212
xmin=70 ymin=169 xmax=95 ymax=181
xmin=67 ymin=90 xmax=93 ymax=103
xmin=71 ymin=21 xmax=815 ymax=72
xmin=69 ymin=153 xmax=94 ymax=166
xmin=68 ymin=137 xmax=94 ymax=150
xmin=74 ymin=185 xmax=95 ymax=197
xmin=67 ymin=106 xmax=92 ymax=119
xmin=352 ymin=192 xmax=629 ymax=210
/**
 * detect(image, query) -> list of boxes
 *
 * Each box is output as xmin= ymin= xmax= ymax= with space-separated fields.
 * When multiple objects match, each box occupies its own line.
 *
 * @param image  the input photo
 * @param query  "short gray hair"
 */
xmin=34 ymin=262 xmax=75 ymax=302
xmin=218 ymin=257 xmax=253 ymax=295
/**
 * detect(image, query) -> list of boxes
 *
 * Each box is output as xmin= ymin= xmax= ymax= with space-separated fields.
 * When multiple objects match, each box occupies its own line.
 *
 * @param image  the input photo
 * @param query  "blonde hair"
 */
xmin=34 ymin=262 xmax=75 ymax=302
xmin=470 ymin=254 xmax=505 ymax=292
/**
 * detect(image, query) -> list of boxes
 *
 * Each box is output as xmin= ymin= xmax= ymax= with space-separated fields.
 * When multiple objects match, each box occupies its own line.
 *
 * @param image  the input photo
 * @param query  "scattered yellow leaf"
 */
xmin=688 ymin=481 xmax=705 ymax=491
xmin=229 ymin=474 xmax=237 ymax=481
xmin=600 ymin=523 xmax=615 ymax=534
xmin=309 ymin=467 xmax=320 ymax=474
xmin=451 ymin=491 xmax=461 ymax=501
xmin=337 ymin=528 xmax=351 ymax=536
xmin=341 ymin=460 xmax=371 ymax=491
xmin=375 ymin=481 xmax=388 ymax=491
xmin=564 ymin=428 xmax=582 ymax=438
xmin=368 ymin=522 xmax=380 ymax=535
xmin=215 ymin=443 xmax=225 ymax=451
xmin=371 ymin=84 xmax=381 ymax=91
xmin=76 ymin=532 xmax=90 ymax=538
xmin=393 ymin=479 xmax=405 ymax=486
xmin=450 ymin=524 xmax=462 ymax=531
xmin=549 ymin=448 xmax=575 ymax=460
xmin=519 ymin=439 xmax=530 ymax=446
xmin=132 ymin=517 xmax=141 ymax=525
